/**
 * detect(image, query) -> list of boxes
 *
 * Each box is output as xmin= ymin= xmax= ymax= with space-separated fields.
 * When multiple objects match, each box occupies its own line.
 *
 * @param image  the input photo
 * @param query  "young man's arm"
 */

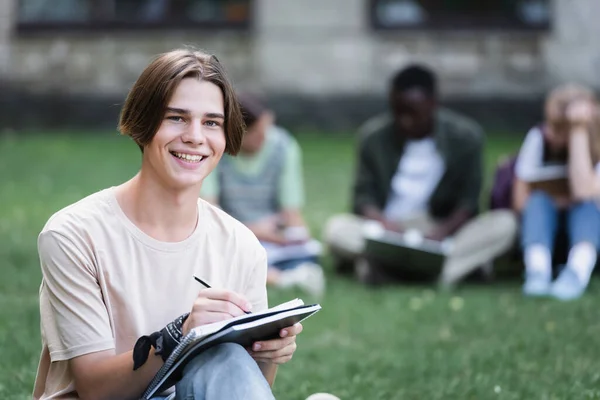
xmin=70 ymin=350 xmax=163 ymax=400
xmin=258 ymin=362 xmax=278 ymax=386
xmin=72 ymin=288 xmax=254 ymax=400
xmin=39 ymin=231 xmax=164 ymax=400
xmin=40 ymin=230 xmax=255 ymax=400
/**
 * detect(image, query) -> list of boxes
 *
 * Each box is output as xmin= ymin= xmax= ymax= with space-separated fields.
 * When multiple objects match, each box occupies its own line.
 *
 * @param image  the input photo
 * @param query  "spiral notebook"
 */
xmin=141 ymin=299 xmax=321 ymax=399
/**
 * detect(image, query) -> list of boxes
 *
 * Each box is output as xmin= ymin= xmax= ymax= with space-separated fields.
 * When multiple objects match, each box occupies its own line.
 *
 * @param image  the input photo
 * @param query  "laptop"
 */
xmin=362 ymin=221 xmax=451 ymax=278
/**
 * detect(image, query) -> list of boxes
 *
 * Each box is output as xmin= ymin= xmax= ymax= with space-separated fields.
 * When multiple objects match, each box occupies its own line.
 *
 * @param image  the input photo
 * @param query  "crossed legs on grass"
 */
xmin=323 ymin=212 xmax=516 ymax=287
xmin=437 ymin=209 xmax=518 ymax=288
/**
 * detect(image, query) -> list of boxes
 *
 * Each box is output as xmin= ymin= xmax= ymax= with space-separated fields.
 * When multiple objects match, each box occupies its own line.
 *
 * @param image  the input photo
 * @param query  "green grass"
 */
xmin=2 ymin=132 xmax=600 ymax=400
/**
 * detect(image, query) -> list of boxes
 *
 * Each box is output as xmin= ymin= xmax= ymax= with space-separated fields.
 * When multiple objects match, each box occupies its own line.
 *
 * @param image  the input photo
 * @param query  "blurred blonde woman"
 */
xmin=513 ymin=83 xmax=600 ymax=300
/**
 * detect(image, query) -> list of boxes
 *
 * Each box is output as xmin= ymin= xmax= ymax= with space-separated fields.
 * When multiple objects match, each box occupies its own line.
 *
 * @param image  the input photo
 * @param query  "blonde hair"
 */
xmin=545 ymin=83 xmax=600 ymax=163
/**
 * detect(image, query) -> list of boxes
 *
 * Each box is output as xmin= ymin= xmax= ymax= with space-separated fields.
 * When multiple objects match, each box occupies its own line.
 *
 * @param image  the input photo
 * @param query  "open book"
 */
xmin=141 ymin=299 xmax=322 ymax=399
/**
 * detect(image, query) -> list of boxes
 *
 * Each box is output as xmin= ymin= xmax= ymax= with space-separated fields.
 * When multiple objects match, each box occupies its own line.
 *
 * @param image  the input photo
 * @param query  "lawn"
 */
xmin=2 ymin=132 xmax=600 ymax=400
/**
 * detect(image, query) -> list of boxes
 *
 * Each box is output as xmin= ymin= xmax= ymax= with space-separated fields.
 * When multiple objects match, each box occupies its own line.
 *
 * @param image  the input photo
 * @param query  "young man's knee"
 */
xmin=203 ymin=342 xmax=252 ymax=368
xmin=176 ymin=343 xmax=265 ymax=399
xmin=214 ymin=342 xmax=249 ymax=359
xmin=183 ymin=343 xmax=251 ymax=375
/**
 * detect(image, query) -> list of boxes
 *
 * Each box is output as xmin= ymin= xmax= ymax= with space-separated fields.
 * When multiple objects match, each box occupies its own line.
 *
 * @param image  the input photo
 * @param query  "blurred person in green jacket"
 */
xmin=324 ymin=64 xmax=517 ymax=287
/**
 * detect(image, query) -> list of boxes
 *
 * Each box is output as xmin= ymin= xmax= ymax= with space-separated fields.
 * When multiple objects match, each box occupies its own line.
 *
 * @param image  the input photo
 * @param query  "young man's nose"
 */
xmin=183 ymin=119 xmax=206 ymax=144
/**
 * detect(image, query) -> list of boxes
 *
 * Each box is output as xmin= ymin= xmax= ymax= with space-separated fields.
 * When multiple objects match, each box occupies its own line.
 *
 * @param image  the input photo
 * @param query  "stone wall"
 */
xmin=9 ymin=32 xmax=253 ymax=95
xmin=0 ymin=0 xmax=14 ymax=75
xmin=3 ymin=0 xmax=552 ymax=97
xmin=0 ymin=0 xmax=597 ymax=131
xmin=543 ymin=0 xmax=600 ymax=89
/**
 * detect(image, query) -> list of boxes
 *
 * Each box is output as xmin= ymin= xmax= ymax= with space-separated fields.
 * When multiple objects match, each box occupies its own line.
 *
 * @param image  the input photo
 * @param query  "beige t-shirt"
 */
xmin=33 ymin=187 xmax=269 ymax=400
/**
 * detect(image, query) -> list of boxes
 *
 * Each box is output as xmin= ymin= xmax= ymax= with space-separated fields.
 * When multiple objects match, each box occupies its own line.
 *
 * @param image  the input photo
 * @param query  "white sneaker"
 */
xmin=277 ymin=262 xmax=326 ymax=298
xmin=305 ymin=393 xmax=341 ymax=400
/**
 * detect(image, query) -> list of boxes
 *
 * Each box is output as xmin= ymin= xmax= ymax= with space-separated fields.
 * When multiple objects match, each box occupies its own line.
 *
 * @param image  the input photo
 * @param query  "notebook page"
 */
xmin=189 ymin=298 xmax=304 ymax=339
xmin=266 ymin=298 xmax=304 ymax=312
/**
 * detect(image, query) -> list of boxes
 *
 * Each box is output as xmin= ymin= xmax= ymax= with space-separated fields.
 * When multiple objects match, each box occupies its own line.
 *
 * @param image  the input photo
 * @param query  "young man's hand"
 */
xmin=248 ymin=323 xmax=303 ymax=364
xmin=182 ymin=289 xmax=253 ymax=335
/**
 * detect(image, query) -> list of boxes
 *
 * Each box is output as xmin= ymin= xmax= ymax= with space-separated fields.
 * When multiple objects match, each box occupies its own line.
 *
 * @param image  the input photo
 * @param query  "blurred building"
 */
xmin=0 ymin=0 xmax=598 ymax=131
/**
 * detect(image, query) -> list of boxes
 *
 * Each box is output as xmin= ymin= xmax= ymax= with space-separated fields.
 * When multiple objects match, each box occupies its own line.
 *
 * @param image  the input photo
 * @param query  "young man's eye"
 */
xmin=205 ymin=120 xmax=221 ymax=127
xmin=167 ymin=116 xmax=184 ymax=122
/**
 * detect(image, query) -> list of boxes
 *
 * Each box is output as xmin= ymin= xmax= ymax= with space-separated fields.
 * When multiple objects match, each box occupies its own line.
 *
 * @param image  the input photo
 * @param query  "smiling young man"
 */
xmin=32 ymin=49 xmax=303 ymax=400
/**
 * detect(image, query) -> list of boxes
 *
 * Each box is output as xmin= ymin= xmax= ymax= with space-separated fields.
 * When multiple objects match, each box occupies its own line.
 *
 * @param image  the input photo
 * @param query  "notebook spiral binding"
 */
xmin=141 ymin=330 xmax=198 ymax=400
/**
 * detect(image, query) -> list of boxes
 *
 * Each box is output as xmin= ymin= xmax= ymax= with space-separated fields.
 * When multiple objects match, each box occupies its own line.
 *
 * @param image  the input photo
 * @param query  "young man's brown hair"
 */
xmin=119 ymin=48 xmax=245 ymax=155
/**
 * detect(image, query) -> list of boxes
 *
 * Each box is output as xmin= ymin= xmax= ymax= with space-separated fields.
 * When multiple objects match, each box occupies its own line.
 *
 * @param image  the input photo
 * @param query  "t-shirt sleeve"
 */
xmin=278 ymin=136 xmax=305 ymax=210
xmin=38 ymin=230 xmax=114 ymax=362
xmin=515 ymin=127 xmax=567 ymax=182
xmin=243 ymin=245 xmax=269 ymax=312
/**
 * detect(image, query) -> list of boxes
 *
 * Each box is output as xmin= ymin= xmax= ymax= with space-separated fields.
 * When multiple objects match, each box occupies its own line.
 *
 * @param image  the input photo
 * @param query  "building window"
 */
xmin=17 ymin=0 xmax=252 ymax=31
xmin=370 ymin=0 xmax=551 ymax=30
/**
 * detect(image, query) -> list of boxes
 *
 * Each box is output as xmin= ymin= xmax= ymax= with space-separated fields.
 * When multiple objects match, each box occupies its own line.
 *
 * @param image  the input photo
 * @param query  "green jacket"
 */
xmin=352 ymin=108 xmax=484 ymax=220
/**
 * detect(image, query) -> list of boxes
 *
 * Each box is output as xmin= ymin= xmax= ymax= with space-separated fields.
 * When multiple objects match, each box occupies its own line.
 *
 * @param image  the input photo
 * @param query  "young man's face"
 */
xmin=143 ymin=78 xmax=226 ymax=190
xmin=241 ymin=112 xmax=273 ymax=154
xmin=390 ymin=88 xmax=436 ymax=140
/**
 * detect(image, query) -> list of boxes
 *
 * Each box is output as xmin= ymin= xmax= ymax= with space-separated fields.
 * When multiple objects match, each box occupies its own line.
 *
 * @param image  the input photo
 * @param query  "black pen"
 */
xmin=194 ymin=276 xmax=252 ymax=314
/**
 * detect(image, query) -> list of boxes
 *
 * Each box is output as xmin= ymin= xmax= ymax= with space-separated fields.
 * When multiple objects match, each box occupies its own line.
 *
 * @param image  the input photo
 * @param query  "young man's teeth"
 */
xmin=172 ymin=152 xmax=203 ymax=162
